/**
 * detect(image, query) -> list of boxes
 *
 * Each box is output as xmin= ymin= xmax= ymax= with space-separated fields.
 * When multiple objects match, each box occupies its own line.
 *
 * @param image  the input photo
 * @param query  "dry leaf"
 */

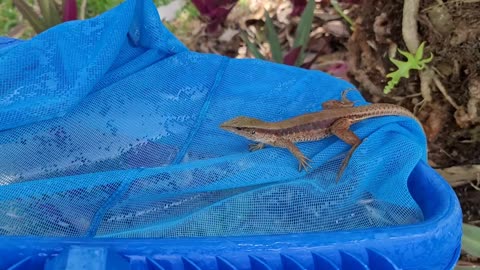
xmin=454 ymin=77 xmax=480 ymax=128
xmin=423 ymin=103 xmax=448 ymax=142
xmin=219 ymin=28 xmax=240 ymax=42
xmin=157 ymin=0 xmax=186 ymax=22
xmin=323 ymin=20 xmax=350 ymax=38
xmin=373 ymin=12 xmax=391 ymax=44
xmin=276 ymin=1 xmax=293 ymax=24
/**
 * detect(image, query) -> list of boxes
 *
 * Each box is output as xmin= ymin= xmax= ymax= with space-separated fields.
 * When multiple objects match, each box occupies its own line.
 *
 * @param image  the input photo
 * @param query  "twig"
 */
xmin=413 ymin=98 xmax=427 ymax=114
xmin=330 ymin=0 xmax=354 ymax=30
xmin=402 ymin=0 xmax=420 ymax=52
xmin=390 ymin=92 xmax=422 ymax=102
xmin=470 ymin=220 xmax=480 ymax=225
xmin=433 ymin=75 xmax=461 ymax=110
xmin=7 ymin=23 xmax=26 ymax=38
xmin=470 ymin=180 xmax=480 ymax=191
xmin=439 ymin=148 xmax=455 ymax=160
xmin=451 ymin=0 xmax=480 ymax=3
xmin=80 ymin=0 xmax=87 ymax=20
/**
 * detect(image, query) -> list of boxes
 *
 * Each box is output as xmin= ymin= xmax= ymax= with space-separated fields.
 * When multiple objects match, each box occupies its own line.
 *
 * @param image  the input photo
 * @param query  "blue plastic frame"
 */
xmin=0 ymin=161 xmax=462 ymax=270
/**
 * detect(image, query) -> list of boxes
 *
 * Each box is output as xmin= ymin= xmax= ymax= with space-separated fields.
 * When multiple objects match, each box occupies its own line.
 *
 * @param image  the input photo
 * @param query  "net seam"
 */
xmin=171 ymin=56 xmax=230 ymax=164
xmin=85 ymin=169 xmax=143 ymax=237
xmin=85 ymin=56 xmax=229 ymax=237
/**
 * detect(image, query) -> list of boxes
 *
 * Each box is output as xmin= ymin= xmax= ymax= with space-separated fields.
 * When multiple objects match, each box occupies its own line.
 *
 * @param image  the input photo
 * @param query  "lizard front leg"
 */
xmin=272 ymin=138 xmax=311 ymax=171
xmin=330 ymin=118 xmax=362 ymax=181
xmin=248 ymin=142 xmax=265 ymax=152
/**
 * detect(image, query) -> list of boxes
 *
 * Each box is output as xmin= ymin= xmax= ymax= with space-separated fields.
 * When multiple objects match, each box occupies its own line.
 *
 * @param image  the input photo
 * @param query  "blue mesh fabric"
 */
xmin=0 ymin=0 xmax=427 ymax=238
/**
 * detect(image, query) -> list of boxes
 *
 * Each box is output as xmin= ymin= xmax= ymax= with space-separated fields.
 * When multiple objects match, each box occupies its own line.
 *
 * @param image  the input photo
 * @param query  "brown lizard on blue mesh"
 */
xmin=220 ymin=90 xmax=423 ymax=181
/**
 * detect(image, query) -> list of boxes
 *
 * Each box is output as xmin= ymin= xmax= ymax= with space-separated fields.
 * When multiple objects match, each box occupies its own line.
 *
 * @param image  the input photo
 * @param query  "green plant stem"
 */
xmin=13 ymin=0 xmax=48 ymax=33
xmin=292 ymin=0 xmax=315 ymax=66
xmin=264 ymin=10 xmax=283 ymax=63
xmin=240 ymin=32 xmax=265 ymax=60
xmin=331 ymin=0 xmax=354 ymax=31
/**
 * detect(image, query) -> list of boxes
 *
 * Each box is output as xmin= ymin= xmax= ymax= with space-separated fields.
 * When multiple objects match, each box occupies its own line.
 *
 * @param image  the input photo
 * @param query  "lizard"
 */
xmin=219 ymin=89 xmax=424 ymax=181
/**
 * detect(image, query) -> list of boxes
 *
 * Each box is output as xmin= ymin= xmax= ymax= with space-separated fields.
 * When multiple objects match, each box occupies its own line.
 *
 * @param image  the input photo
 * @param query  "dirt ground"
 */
xmin=168 ymin=0 xmax=480 ymax=257
xmin=348 ymin=0 xmax=480 ymax=229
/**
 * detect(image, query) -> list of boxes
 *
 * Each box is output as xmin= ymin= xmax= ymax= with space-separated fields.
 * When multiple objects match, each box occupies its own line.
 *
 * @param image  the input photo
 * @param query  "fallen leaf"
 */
xmin=276 ymin=1 xmax=293 ymax=24
xmin=325 ymin=61 xmax=350 ymax=80
xmin=219 ymin=28 xmax=240 ymax=42
xmin=467 ymin=77 xmax=480 ymax=123
xmin=373 ymin=12 xmax=391 ymax=44
xmin=426 ymin=1 xmax=454 ymax=36
xmin=323 ymin=20 xmax=350 ymax=38
xmin=423 ymin=102 xmax=448 ymax=142
xmin=317 ymin=12 xmax=341 ymax=21
xmin=454 ymin=77 xmax=480 ymax=128
xmin=309 ymin=26 xmax=326 ymax=39
xmin=283 ymin=46 xmax=302 ymax=65
xmin=290 ymin=0 xmax=306 ymax=16
xmin=157 ymin=0 xmax=186 ymax=22
xmin=454 ymin=107 xmax=472 ymax=129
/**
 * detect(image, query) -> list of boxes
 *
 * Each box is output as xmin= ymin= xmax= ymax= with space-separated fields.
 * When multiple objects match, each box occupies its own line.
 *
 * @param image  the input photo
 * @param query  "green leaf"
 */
xmin=38 ymin=0 xmax=61 ymax=27
xmin=462 ymin=223 xmax=480 ymax=258
xmin=398 ymin=48 xmax=413 ymax=59
xmin=264 ymin=10 xmax=282 ymax=63
xmin=384 ymin=41 xmax=433 ymax=94
xmin=415 ymin=41 xmax=425 ymax=59
xmin=293 ymin=0 xmax=315 ymax=66
xmin=240 ymin=31 xmax=265 ymax=60
xmin=13 ymin=0 xmax=48 ymax=33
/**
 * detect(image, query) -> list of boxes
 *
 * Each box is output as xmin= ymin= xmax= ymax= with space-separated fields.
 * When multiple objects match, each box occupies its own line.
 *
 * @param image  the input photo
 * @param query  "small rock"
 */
xmin=426 ymin=2 xmax=454 ymax=36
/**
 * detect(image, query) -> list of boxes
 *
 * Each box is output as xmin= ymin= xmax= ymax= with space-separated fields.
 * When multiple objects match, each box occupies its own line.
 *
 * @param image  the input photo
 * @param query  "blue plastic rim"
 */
xmin=0 ymin=160 xmax=462 ymax=270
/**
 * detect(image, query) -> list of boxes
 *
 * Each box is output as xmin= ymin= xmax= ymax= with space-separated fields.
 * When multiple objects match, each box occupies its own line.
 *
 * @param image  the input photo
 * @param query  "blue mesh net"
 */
xmin=0 ymin=0 xmax=427 ymax=238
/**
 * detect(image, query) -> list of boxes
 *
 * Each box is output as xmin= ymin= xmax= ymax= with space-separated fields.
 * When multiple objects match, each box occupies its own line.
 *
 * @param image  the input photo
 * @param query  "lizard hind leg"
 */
xmin=336 ymin=142 xmax=361 ymax=182
xmin=321 ymin=88 xmax=360 ymax=109
xmin=329 ymin=118 xmax=362 ymax=182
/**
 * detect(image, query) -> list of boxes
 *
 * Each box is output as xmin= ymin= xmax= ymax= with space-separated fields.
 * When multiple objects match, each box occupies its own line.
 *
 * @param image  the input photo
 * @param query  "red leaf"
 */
xmin=62 ymin=0 xmax=77 ymax=21
xmin=290 ymin=0 xmax=307 ymax=16
xmin=191 ymin=0 xmax=208 ymax=14
xmin=283 ymin=46 xmax=302 ymax=66
xmin=191 ymin=0 xmax=238 ymax=33
xmin=325 ymin=61 xmax=350 ymax=80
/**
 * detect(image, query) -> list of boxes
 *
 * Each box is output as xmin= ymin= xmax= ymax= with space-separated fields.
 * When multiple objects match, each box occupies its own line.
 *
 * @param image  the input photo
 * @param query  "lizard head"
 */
xmin=220 ymin=116 xmax=269 ymax=141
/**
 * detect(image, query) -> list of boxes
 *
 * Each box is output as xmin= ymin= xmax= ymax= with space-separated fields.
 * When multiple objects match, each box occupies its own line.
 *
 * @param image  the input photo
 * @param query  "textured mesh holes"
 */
xmin=0 ymin=0 xmax=426 ymax=238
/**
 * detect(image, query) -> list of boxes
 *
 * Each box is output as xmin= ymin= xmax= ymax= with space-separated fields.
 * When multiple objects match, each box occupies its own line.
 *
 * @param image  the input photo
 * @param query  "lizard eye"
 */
xmin=250 ymin=130 xmax=256 ymax=135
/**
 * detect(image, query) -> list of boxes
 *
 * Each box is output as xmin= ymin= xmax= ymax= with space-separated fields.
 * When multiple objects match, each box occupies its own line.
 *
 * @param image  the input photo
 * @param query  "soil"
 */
xmin=347 ymin=1 xmax=480 ymax=243
xmin=351 ymin=0 xmax=480 ymax=235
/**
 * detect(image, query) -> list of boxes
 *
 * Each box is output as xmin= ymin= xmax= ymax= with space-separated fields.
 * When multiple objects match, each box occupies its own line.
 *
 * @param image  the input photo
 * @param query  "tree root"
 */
xmin=402 ymin=0 xmax=435 ymax=104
